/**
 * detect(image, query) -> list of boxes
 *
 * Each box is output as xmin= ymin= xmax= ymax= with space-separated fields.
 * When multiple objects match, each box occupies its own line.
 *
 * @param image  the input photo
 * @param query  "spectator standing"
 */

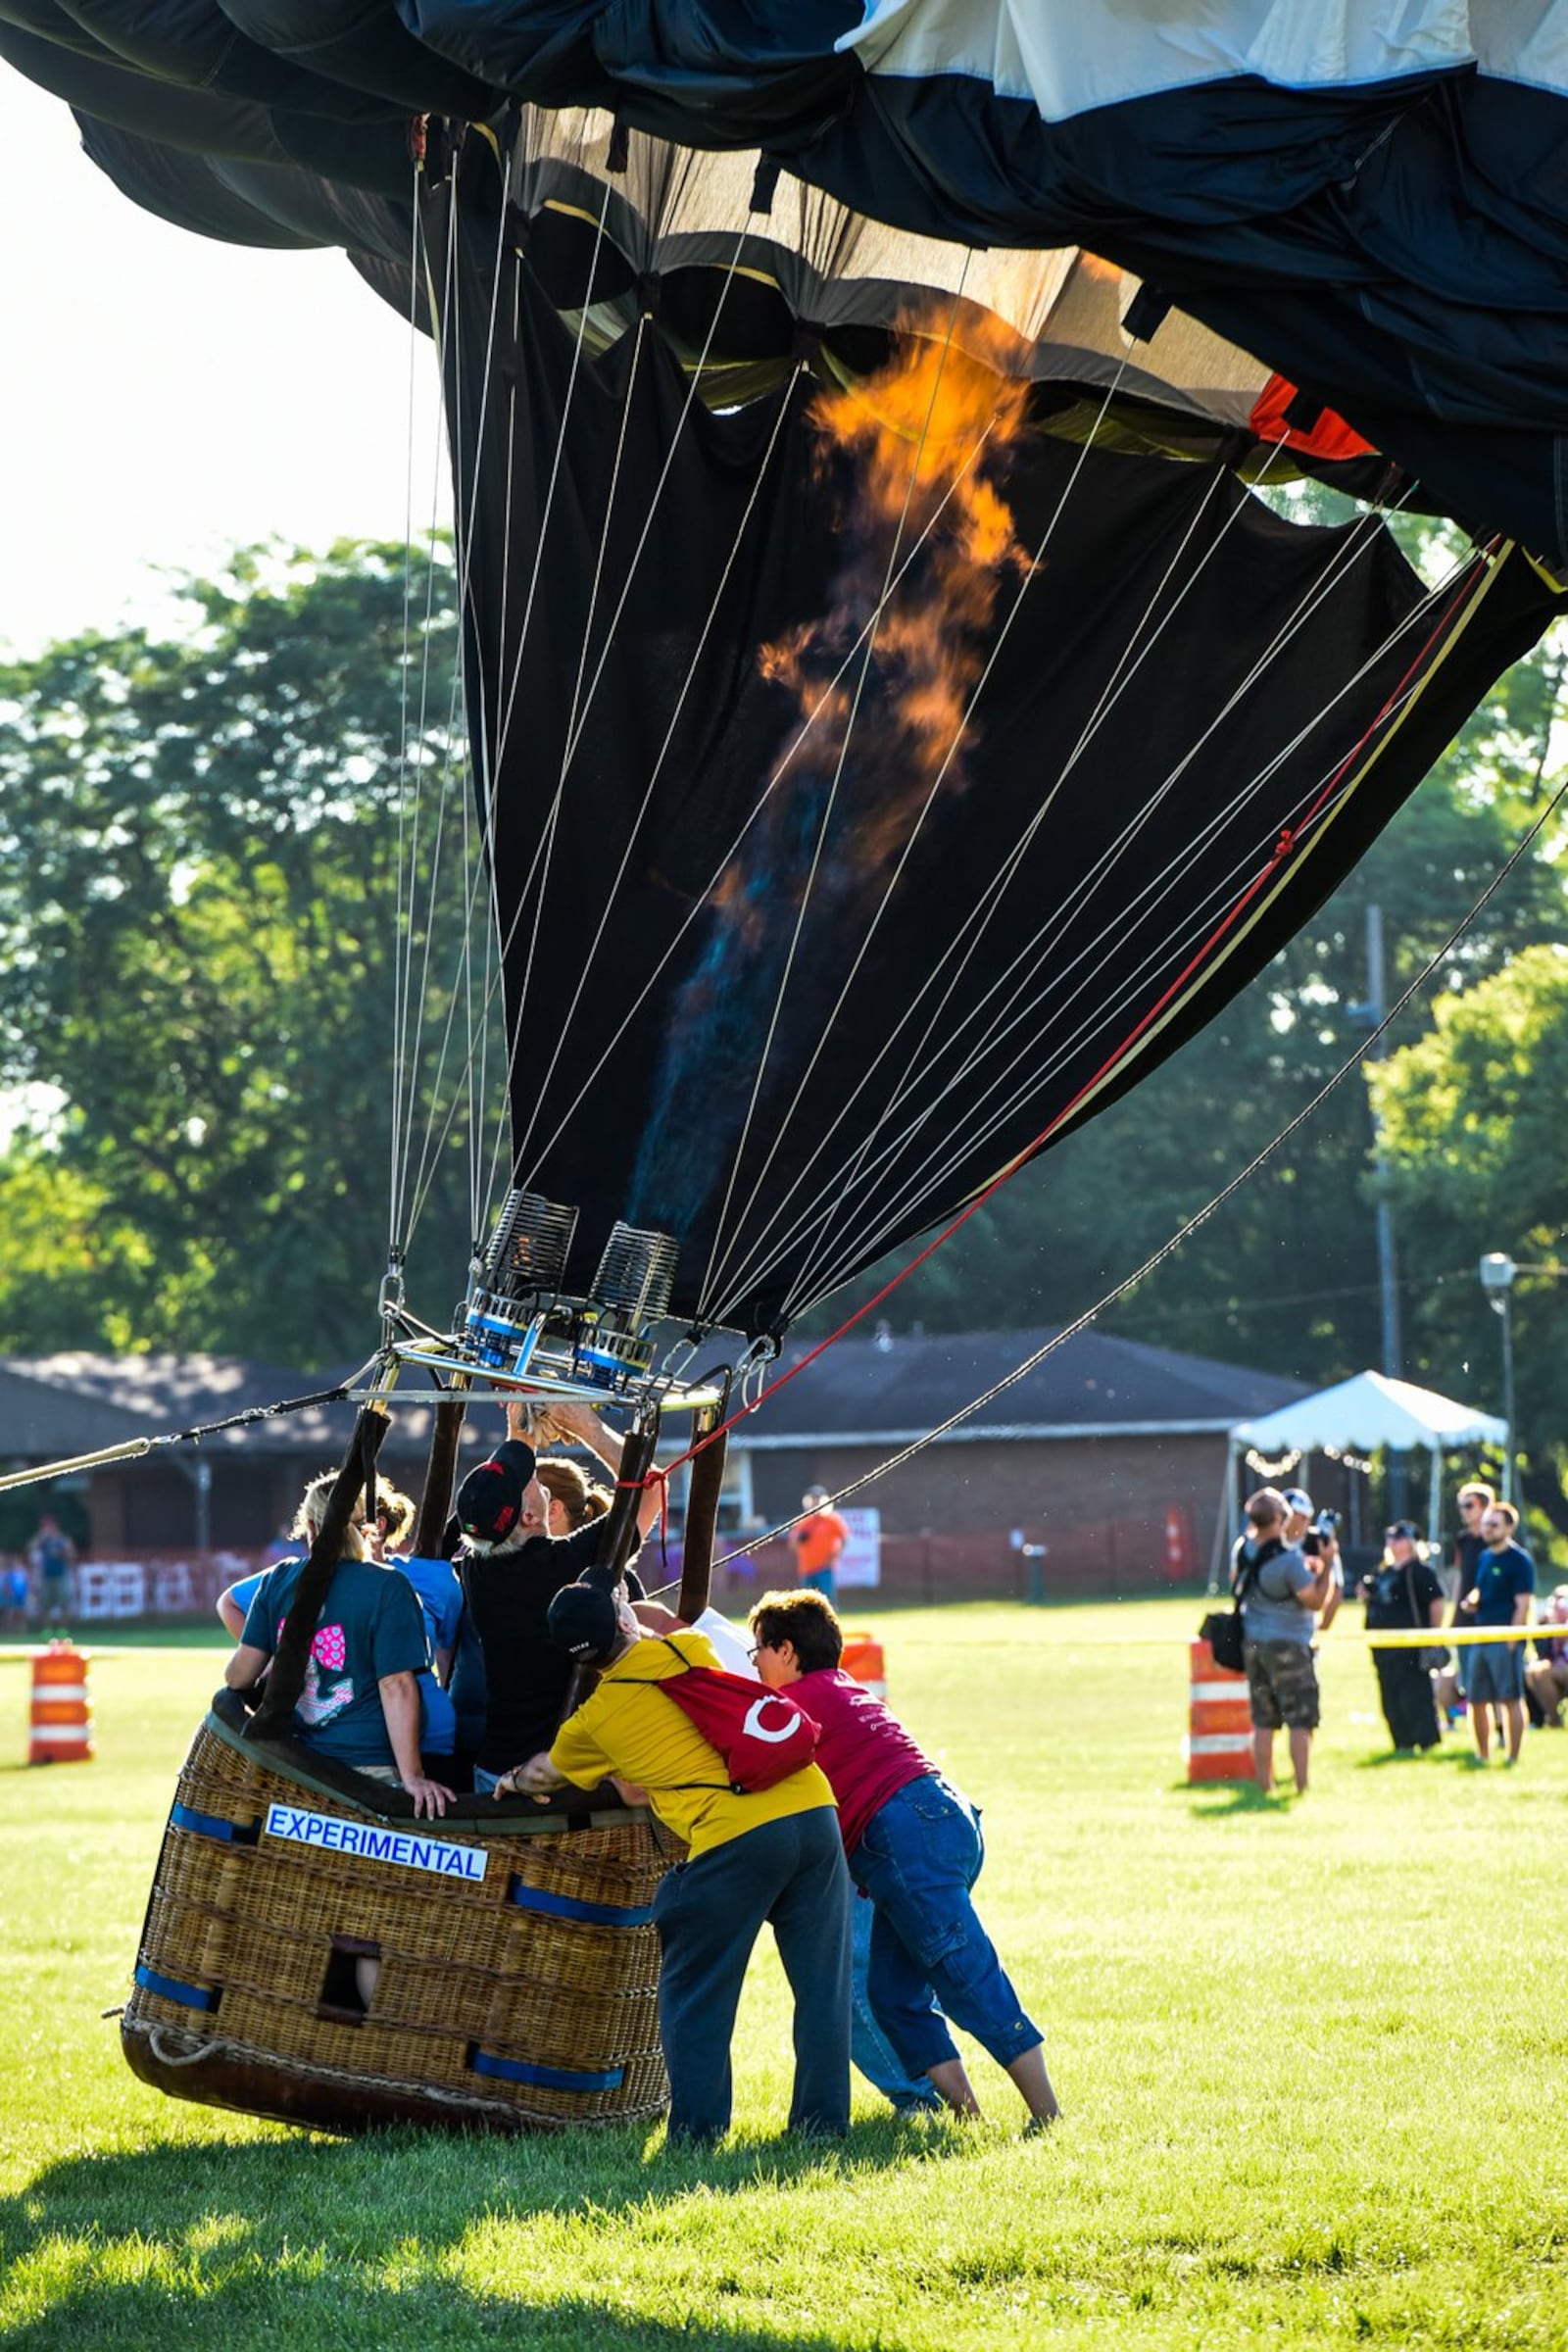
xmin=28 ymin=1513 xmax=76 ymax=1629
xmin=793 ymin=1489 xmax=848 ymax=1601
xmin=1283 ymin=1488 xmax=1345 ymax=1631
xmin=1359 ymin=1522 xmax=1445 ymax=1751
xmin=1234 ymin=1488 xmax=1337 ymax=1795
xmin=1458 ymin=1501 xmax=1535 ymax=1765
xmin=0 ymin=1554 xmax=29 ymax=1632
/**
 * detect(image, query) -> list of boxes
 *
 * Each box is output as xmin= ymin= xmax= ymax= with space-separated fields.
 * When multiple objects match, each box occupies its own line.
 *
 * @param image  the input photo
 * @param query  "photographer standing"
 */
xmin=1235 ymin=1489 xmax=1338 ymax=1795
xmin=1283 ymin=1489 xmax=1345 ymax=1631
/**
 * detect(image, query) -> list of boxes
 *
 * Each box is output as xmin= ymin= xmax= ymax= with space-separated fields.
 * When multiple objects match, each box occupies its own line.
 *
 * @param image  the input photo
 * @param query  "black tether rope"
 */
xmin=0 ymin=1381 xmax=359 ymax=1497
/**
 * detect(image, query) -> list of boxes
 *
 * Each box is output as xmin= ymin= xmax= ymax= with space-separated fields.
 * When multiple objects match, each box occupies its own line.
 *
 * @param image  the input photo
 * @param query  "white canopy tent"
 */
xmin=1214 ymin=1371 xmax=1507 ymax=1586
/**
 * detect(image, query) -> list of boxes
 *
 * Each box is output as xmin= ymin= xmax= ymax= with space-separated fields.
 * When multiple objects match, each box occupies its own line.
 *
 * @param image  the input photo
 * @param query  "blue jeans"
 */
xmin=472 ymin=1765 xmax=505 ymax=1796
xmin=853 ymin=1776 xmax=1042 ymax=2079
xmin=851 ymin=1890 xmax=941 ymax=2112
xmin=803 ymin=1567 xmax=837 ymax=1601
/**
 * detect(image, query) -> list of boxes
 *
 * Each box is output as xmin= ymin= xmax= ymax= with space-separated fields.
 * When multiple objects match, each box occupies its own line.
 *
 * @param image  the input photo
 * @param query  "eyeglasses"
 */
xmin=747 ymin=1641 xmax=771 ymax=1661
xmin=1459 ymin=1498 xmax=1483 ymax=1509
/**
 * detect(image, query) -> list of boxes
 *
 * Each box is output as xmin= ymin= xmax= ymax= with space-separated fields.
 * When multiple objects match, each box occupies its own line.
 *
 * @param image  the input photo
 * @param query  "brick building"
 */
xmin=712 ymin=1326 xmax=1312 ymax=1602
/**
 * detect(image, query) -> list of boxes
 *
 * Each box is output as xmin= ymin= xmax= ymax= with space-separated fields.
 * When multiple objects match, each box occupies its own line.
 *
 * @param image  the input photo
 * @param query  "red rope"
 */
xmin=646 ymin=554 xmax=1488 ymax=1488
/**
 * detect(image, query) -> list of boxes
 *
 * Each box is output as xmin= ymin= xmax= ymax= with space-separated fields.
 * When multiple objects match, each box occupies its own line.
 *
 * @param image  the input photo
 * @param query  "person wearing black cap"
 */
xmin=504 ymin=1585 xmax=852 ymax=2148
xmin=455 ymin=1397 xmax=662 ymax=1795
xmin=1359 ymin=1524 xmax=1446 ymax=1751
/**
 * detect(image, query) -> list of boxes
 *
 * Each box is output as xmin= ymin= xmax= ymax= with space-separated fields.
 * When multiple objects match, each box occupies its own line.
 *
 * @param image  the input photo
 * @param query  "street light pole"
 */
xmin=1478 ymin=1253 xmax=1517 ymax=1503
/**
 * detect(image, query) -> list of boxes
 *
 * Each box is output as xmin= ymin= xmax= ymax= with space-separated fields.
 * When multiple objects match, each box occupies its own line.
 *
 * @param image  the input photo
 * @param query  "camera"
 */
xmin=1315 ymin=1508 xmax=1341 ymax=1537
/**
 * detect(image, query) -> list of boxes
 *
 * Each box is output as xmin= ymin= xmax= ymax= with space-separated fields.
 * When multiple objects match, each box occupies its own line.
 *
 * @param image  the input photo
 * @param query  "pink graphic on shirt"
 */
xmin=274 ymin=1612 xmax=355 ymax=1726
xmin=312 ymin=1624 xmax=347 ymax=1672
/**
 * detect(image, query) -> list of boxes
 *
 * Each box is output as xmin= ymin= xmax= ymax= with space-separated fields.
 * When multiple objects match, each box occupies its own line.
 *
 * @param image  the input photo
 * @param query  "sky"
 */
xmin=3 ymin=74 xmax=450 ymax=658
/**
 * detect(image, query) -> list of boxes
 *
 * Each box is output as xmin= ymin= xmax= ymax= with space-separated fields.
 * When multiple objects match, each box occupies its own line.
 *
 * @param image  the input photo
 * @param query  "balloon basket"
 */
xmin=122 ymin=1694 xmax=675 ymax=2135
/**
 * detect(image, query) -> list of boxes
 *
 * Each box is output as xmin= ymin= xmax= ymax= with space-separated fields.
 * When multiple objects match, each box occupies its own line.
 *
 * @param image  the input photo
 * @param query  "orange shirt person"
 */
xmin=793 ymin=1488 xmax=848 ymax=1601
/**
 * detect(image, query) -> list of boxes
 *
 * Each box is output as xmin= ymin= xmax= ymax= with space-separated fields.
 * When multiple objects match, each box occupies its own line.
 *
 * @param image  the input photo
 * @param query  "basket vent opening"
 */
xmin=318 ymin=1936 xmax=381 ymax=2025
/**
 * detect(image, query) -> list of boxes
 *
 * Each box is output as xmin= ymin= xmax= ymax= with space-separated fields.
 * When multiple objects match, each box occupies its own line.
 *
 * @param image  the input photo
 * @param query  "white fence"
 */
xmin=72 ymin=1553 xmax=254 ymax=1620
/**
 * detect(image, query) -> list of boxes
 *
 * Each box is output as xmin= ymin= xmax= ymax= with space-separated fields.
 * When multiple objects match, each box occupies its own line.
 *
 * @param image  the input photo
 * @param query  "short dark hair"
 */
xmin=748 ymin=1588 xmax=843 ymax=1674
xmin=1245 ymin=1487 xmax=1285 ymax=1532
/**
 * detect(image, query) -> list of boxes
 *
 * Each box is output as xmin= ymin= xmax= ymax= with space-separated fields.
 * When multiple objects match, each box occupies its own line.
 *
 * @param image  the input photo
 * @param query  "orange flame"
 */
xmin=756 ymin=309 xmax=1036 ymax=882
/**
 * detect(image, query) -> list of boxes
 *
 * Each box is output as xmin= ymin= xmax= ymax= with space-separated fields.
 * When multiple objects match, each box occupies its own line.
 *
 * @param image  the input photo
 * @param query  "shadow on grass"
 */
xmin=0 ymin=2115 xmax=949 ymax=2349
xmin=1179 ymin=1780 xmax=1292 ymax=1816
xmin=1352 ymin=1744 xmax=1449 ymax=1770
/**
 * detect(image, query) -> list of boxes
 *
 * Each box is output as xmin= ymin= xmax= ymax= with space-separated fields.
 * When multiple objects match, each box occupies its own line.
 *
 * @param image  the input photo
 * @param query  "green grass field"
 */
xmin=2 ymin=1599 xmax=1564 ymax=2349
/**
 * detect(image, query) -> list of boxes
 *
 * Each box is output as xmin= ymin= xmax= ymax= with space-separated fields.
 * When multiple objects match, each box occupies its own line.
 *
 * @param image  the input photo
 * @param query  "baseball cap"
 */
xmin=1282 ymin=1488 xmax=1313 ymax=1517
xmin=456 ymin=1437 xmax=537 ymax=1544
xmin=547 ymin=1581 xmax=620 ymax=1662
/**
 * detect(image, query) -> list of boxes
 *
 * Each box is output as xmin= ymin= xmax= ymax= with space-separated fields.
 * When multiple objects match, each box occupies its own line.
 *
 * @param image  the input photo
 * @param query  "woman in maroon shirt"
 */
xmin=749 ymin=1588 xmax=1059 ymax=2131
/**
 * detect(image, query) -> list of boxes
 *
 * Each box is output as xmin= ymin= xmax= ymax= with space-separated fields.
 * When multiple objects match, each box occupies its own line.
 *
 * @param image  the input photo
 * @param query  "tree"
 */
xmin=0 ymin=542 xmax=501 ymax=1363
xmin=1370 ymin=944 xmax=1568 ymax=1511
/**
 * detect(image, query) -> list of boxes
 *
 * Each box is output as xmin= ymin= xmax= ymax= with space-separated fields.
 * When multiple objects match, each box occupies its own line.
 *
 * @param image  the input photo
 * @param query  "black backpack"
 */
xmin=1199 ymin=1541 xmax=1274 ymax=1673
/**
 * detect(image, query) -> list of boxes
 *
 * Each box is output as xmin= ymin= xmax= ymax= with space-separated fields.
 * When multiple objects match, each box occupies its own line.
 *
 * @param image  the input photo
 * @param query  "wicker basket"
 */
xmin=121 ymin=1701 xmax=674 ymax=2134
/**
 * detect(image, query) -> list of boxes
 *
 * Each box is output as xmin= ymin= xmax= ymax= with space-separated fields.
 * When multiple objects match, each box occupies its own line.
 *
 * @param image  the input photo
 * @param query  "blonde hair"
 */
xmin=536 ymin=1456 xmax=612 ymax=1530
xmin=292 ymin=1473 xmax=368 ymax=1561
xmin=372 ymin=1486 xmax=416 ymax=1545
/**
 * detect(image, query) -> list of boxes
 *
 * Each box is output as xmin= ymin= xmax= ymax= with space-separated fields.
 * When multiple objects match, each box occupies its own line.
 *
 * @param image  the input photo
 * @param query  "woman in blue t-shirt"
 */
xmin=220 ymin=1473 xmax=451 ymax=1817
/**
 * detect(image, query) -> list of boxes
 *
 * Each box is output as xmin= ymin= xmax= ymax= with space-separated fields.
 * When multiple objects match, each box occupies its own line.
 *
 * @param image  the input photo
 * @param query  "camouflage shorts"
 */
xmin=1243 ymin=1639 xmax=1320 ymax=1732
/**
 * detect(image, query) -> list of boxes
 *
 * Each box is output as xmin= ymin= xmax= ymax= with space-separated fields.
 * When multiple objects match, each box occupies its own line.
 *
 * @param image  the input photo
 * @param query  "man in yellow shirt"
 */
xmin=504 ymin=1583 xmax=851 ymax=2145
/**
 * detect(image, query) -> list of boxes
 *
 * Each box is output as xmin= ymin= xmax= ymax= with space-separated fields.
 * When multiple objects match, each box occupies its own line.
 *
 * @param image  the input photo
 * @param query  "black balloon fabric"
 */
xmin=437 ymin=179 xmax=1556 ymax=1339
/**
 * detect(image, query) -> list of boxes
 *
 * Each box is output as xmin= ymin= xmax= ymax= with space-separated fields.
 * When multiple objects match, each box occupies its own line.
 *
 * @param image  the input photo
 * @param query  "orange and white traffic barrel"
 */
xmin=29 ymin=1640 xmax=93 ymax=1764
xmin=1184 ymin=1638 xmax=1251 ymax=1785
xmin=841 ymin=1631 xmax=887 ymax=1700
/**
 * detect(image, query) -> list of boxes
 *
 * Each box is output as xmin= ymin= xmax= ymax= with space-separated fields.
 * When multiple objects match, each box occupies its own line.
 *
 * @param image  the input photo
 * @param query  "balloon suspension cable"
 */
xmin=709 ymin=449 xmax=1421 ymax=1330
xmin=719 ymin=669 xmax=1568 ymax=1553
xmin=640 ymin=546 xmax=1548 ymax=1515
xmin=741 ymin=501 xmax=1473 ymax=1324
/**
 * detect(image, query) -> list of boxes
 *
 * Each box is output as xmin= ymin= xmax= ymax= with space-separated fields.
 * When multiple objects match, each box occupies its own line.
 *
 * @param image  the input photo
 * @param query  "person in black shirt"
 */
xmin=1445 ymin=1481 xmax=1494 ymax=1726
xmin=457 ymin=1397 xmax=664 ymax=1793
xmin=1359 ymin=1522 xmax=1446 ymax=1751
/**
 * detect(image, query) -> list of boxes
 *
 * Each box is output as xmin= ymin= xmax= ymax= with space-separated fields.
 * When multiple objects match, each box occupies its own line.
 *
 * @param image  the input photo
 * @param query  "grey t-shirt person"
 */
xmin=1240 ymin=1541 xmax=1316 ymax=1644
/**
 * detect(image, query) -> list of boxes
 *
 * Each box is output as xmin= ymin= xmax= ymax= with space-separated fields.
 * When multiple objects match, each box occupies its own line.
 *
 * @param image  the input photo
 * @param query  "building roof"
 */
xmin=0 ymin=1353 xmax=499 ymax=1465
xmin=733 ymin=1326 xmax=1310 ymax=1448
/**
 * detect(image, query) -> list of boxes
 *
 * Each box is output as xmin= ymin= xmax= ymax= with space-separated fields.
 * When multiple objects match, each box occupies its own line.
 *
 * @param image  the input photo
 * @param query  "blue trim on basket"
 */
xmin=507 ymin=1877 xmax=654 ymax=1928
xmin=467 ymin=2045 xmax=625 ymax=2093
xmin=135 ymin=1964 xmax=220 ymax=2013
xmin=171 ymin=1801 xmax=260 ymax=1845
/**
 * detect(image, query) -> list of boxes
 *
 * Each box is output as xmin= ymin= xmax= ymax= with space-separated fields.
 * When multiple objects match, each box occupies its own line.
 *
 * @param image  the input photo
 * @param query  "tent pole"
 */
xmin=1208 ymin=1438 xmax=1239 ymax=1594
xmin=1428 ymin=1446 xmax=1442 ymax=1549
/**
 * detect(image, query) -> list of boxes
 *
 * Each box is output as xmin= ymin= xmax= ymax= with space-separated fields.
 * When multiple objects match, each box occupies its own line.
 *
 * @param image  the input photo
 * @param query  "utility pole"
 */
xmin=1364 ymin=906 xmax=1403 ymax=1382
xmin=1357 ymin=905 xmax=1405 ymax=1515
